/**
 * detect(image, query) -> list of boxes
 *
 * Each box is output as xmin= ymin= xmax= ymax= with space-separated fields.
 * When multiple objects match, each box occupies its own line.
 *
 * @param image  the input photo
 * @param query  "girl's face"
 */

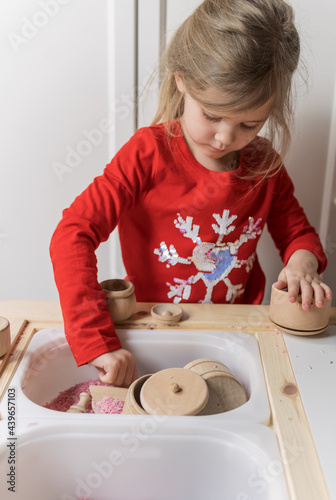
xmin=175 ymin=75 xmax=273 ymax=172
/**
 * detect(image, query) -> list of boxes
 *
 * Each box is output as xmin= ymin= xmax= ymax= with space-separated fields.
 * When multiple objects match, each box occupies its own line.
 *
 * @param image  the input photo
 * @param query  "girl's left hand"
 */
xmin=274 ymin=249 xmax=332 ymax=310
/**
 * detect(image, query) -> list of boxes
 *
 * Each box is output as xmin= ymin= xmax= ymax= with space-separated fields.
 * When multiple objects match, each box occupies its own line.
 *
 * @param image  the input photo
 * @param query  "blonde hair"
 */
xmin=152 ymin=0 xmax=300 ymax=178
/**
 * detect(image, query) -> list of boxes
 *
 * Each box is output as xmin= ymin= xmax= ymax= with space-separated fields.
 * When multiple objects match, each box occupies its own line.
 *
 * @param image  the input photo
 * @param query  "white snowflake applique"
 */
xmin=153 ymin=210 xmax=262 ymax=304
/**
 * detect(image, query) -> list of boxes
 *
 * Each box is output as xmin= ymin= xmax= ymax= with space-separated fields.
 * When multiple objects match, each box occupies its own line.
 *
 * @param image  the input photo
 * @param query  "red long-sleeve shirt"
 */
xmin=50 ymin=122 xmax=327 ymax=365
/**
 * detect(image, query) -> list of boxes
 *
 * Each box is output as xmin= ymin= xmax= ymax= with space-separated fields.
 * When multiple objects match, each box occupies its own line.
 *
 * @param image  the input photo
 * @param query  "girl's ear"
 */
xmin=174 ymin=73 xmax=186 ymax=93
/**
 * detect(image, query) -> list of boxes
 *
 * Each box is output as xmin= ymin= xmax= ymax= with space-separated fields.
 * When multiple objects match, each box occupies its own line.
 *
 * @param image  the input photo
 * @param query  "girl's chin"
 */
xmin=206 ymin=144 xmax=230 ymax=156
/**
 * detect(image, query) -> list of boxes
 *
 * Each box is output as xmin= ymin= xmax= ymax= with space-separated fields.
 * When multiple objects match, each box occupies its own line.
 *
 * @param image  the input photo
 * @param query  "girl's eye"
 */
xmin=240 ymin=123 xmax=259 ymax=131
xmin=203 ymin=111 xmax=221 ymax=122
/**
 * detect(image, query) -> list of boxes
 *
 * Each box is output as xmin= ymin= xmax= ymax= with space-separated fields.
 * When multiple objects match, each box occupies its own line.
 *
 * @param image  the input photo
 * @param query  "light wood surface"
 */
xmin=256 ymin=330 xmax=330 ymax=499
xmin=90 ymin=384 xmax=128 ymax=403
xmin=0 ymin=300 xmax=335 ymax=500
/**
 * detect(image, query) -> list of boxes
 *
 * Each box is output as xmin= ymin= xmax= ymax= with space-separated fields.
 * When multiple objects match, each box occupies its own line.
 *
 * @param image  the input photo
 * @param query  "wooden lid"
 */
xmin=184 ymin=358 xmax=233 ymax=377
xmin=184 ymin=358 xmax=247 ymax=415
xmin=140 ymin=367 xmax=208 ymax=416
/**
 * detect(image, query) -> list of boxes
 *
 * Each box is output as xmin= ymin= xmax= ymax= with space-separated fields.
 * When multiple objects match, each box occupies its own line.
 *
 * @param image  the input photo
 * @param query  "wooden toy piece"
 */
xmin=140 ymin=367 xmax=209 ymax=416
xmin=184 ymin=358 xmax=247 ymax=415
xmin=66 ymin=392 xmax=92 ymax=413
xmin=151 ymin=304 xmax=183 ymax=325
xmin=269 ymin=284 xmax=331 ymax=335
xmin=0 ymin=316 xmax=11 ymax=357
xmin=87 ymin=359 xmax=247 ymax=416
xmin=100 ymin=279 xmax=136 ymax=322
xmin=89 ymin=385 xmax=128 ymax=409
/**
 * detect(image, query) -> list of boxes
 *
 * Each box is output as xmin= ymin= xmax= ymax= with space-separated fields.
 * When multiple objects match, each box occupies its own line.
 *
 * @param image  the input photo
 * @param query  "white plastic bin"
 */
xmin=2 ymin=328 xmax=270 ymax=423
xmin=0 ymin=420 xmax=289 ymax=500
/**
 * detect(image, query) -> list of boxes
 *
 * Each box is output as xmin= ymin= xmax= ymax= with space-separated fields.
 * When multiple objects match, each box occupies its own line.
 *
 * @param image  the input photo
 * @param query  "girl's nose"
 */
xmin=215 ymin=124 xmax=236 ymax=148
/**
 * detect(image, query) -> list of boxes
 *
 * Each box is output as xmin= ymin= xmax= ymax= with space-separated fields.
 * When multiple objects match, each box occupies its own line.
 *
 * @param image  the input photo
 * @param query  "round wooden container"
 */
xmin=140 ymin=367 xmax=209 ymax=416
xmin=269 ymin=284 xmax=331 ymax=335
xmin=100 ymin=279 xmax=136 ymax=322
xmin=184 ymin=358 xmax=248 ymax=415
xmin=151 ymin=304 xmax=183 ymax=325
xmin=122 ymin=374 xmax=152 ymax=415
xmin=0 ymin=316 xmax=10 ymax=357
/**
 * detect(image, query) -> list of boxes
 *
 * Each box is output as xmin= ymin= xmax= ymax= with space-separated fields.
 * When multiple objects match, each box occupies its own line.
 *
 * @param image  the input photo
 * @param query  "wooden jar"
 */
xmin=184 ymin=358 xmax=248 ymax=415
xmin=139 ymin=368 xmax=209 ymax=416
xmin=122 ymin=374 xmax=152 ymax=415
xmin=0 ymin=316 xmax=10 ymax=357
xmin=100 ymin=279 xmax=136 ymax=322
xmin=269 ymin=284 xmax=331 ymax=335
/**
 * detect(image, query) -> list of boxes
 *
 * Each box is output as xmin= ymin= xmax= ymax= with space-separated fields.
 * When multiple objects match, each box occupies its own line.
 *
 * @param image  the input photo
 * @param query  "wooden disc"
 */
xmin=270 ymin=320 xmax=328 ymax=336
xmin=184 ymin=358 xmax=247 ymax=415
xmin=140 ymin=368 xmax=209 ymax=416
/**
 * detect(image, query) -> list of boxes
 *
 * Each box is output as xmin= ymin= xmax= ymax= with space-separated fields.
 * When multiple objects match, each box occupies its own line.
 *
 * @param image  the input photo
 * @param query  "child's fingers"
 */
xmin=286 ymin=279 xmax=300 ymax=304
xmin=273 ymin=279 xmax=287 ymax=290
xmin=111 ymin=364 xmax=128 ymax=387
xmin=311 ymin=280 xmax=325 ymax=307
xmin=320 ymin=282 xmax=333 ymax=300
xmin=299 ymin=279 xmax=314 ymax=310
xmin=274 ymin=273 xmax=332 ymax=310
xmin=123 ymin=363 xmax=138 ymax=388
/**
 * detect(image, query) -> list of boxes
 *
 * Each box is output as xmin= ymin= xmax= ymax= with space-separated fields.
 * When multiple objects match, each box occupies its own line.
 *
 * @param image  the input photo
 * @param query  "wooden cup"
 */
xmin=0 ymin=316 xmax=11 ymax=357
xmin=100 ymin=279 xmax=136 ymax=322
xmin=269 ymin=284 xmax=331 ymax=335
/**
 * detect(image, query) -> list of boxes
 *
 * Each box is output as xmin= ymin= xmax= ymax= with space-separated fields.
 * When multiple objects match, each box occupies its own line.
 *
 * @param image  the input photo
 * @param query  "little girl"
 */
xmin=50 ymin=0 xmax=332 ymax=386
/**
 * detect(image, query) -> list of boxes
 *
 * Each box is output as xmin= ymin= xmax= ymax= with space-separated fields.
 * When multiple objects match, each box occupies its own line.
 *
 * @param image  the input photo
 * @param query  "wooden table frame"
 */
xmin=1 ymin=300 xmax=335 ymax=500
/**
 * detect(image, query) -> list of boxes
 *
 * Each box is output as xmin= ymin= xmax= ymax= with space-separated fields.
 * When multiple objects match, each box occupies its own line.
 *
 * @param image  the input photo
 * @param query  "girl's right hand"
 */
xmin=89 ymin=348 xmax=138 ymax=387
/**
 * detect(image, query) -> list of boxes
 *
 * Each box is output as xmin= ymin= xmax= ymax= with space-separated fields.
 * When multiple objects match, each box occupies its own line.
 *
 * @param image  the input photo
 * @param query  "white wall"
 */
xmin=258 ymin=0 xmax=336 ymax=303
xmin=0 ymin=0 xmax=135 ymax=300
xmin=1 ymin=0 xmax=335 ymax=304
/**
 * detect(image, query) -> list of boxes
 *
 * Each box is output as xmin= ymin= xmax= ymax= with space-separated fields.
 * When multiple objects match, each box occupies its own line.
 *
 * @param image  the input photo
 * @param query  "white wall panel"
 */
xmin=105 ymin=0 xmax=137 ymax=281
xmin=137 ymin=0 xmax=166 ymax=128
xmin=166 ymin=0 xmax=201 ymax=41
xmin=1 ymin=0 xmax=113 ymax=300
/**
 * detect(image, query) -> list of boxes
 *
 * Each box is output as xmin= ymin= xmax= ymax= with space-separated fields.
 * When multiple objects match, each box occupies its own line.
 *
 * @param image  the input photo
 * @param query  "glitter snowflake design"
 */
xmin=154 ymin=210 xmax=262 ymax=304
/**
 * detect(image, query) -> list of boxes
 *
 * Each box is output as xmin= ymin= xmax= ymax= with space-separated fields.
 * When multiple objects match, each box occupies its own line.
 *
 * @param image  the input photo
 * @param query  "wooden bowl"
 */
xmin=269 ymin=284 xmax=331 ymax=335
xmin=151 ymin=304 xmax=183 ymax=325
xmin=184 ymin=358 xmax=247 ymax=415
